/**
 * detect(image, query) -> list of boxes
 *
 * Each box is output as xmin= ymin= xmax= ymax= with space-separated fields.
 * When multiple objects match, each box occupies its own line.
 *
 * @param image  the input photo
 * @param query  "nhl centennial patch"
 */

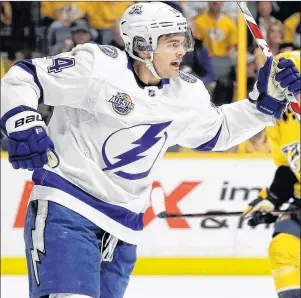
xmin=179 ymin=71 xmax=197 ymax=83
xmin=99 ymin=45 xmax=118 ymax=58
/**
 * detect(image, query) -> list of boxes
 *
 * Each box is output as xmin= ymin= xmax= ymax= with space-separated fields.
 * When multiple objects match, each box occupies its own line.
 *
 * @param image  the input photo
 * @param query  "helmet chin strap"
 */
xmin=144 ymin=52 xmax=163 ymax=80
xmin=129 ymin=49 xmax=164 ymax=80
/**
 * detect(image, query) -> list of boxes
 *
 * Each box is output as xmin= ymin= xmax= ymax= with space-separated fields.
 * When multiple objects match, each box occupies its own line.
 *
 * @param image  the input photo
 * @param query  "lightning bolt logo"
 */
xmin=102 ymin=121 xmax=172 ymax=180
xmin=30 ymin=200 xmax=48 ymax=286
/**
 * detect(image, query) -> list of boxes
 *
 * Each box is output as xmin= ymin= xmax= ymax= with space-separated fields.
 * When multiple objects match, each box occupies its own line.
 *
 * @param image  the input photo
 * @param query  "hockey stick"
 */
xmin=156 ymin=210 xmax=300 ymax=219
xmin=237 ymin=2 xmax=300 ymax=123
xmin=150 ymin=187 xmax=300 ymax=218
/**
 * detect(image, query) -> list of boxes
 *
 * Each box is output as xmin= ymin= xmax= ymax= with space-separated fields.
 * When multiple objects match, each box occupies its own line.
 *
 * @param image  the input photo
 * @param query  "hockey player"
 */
xmin=243 ymin=51 xmax=300 ymax=298
xmin=1 ymin=2 xmax=300 ymax=298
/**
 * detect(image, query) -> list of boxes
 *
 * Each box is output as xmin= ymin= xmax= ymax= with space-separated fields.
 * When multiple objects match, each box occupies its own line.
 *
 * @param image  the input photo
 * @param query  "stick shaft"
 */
xmin=157 ymin=210 xmax=300 ymax=219
xmin=237 ymin=1 xmax=300 ymax=123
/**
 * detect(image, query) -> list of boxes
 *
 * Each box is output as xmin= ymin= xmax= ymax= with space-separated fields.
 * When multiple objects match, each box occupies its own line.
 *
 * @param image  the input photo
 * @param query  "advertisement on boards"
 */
xmin=1 ymin=155 xmax=276 ymax=260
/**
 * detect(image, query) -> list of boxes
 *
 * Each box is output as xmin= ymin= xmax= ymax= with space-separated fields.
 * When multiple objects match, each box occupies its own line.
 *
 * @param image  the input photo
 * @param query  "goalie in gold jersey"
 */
xmin=243 ymin=51 xmax=301 ymax=298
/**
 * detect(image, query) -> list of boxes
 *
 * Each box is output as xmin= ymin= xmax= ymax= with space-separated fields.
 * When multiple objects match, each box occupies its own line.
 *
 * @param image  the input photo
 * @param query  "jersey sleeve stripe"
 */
xmin=14 ymin=59 xmax=44 ymax=104
xmin=194 ymin=125 xmax=222 ymax=151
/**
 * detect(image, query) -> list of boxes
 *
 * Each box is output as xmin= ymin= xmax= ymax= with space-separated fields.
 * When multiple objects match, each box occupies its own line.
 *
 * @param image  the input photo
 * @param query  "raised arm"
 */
xmin=177 ymin=56 xmax=300 ymax=151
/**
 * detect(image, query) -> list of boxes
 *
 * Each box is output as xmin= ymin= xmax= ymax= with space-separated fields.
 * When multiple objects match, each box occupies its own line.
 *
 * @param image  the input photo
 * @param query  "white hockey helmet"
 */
xmin=120 ymin=2 xmax=194 ymax=79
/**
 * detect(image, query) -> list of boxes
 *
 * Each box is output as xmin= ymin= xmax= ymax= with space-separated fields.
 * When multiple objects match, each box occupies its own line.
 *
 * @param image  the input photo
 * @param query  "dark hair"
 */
xmin=279 ymin=42 xmax=297 ymax=51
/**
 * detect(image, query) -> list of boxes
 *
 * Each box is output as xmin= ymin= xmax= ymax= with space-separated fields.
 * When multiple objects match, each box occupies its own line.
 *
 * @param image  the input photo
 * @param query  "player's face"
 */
xmin=153 ymin=34 xmax=186 ymax=78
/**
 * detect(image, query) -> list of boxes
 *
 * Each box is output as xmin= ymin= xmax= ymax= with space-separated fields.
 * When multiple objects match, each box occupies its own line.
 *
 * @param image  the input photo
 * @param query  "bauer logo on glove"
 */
xmin=14 ymin=113 xmax=43 ymax=128
xmin=0 ymin=107 xmax=60 ymax=170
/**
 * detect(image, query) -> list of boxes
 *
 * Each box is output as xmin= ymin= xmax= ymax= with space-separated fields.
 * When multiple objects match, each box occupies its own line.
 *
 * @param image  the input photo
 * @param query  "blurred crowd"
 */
xmin=0 ymin=1 xmax=300 ymax=153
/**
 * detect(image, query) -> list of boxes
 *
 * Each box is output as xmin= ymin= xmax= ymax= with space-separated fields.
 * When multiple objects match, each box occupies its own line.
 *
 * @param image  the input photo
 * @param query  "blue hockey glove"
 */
xmin=8 ymin=127 xmax=59 ymax=170
xmin=1 ymin=107 xmax=59 ymax=170
xmin=275 ymin=58 xmax=301 ymax=96
xmin=248 ymin=56 xmax=298 ymax=119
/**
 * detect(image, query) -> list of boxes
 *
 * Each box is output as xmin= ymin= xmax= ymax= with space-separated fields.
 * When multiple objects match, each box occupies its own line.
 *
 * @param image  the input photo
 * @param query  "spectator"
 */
xmin=183 ymin=2 xmax=238 ymax=23
xmin=211 ymin=51 xmax=257 ymax=105
xmin=49 ymin=20 xmax=93 ymax=55
xmin=254 ymin=22 xmax=283 ymax=70
xmin=284 ymin=12 xmax=300 ymax=49
xmin=0 ymin=1 xmax=12 ymax=25
xmin=244 ymin=54 xmax=257 ymax=96
xmin=194 ymin=2 xmax=237 ymax=57
xmin=256 ymin=2 xmax=280 ymax=40
xmin=211 ymin=66 xmax=234 ymax=106
xmin=41 ymin=2 xmax=88 ymax=47
xmin=235 ymin=130 xmax=271 ymax=153
xmin=194 ymin=2 xmax=237 ymax=80
xmin=180 ymin=37 xmax=215 ymax=91
xmin=109 ymin=21 xmax=125 ymax=51
xmin=222 ymin=2 xmax=239 ymax=23
xmin=231 ymin=52 xmax=258 ymax=102
xmin=181 ymin=2 xmax=207 ymax=21
xmin=86 ymin=2 xmax=132 ymax=45
xmin=247 ymin=1 xmax=280 ymax=53
xmin=41 ymin=2 xmax=88 ymax=24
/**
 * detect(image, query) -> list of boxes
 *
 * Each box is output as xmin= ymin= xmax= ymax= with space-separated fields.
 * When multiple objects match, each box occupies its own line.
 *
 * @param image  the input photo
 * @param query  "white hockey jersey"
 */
xmin=1 ymin=43 xmax=274 ymax=244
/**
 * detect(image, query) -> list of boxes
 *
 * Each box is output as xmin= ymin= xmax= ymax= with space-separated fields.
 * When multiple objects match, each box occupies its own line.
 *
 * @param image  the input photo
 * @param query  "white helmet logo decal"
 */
xmin=128 ymin=5 xmax=143 ymax=15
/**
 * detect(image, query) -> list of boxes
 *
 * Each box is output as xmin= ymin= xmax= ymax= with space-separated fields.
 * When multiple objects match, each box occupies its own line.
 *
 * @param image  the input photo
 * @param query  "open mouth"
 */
xmin=170 ymin=62 xmax=180 ymax=68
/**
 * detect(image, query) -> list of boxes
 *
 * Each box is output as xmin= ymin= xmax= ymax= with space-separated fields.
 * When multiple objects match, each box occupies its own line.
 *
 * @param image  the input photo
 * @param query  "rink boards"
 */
xmin=1 ymin=152 xmax=277 ymax=275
